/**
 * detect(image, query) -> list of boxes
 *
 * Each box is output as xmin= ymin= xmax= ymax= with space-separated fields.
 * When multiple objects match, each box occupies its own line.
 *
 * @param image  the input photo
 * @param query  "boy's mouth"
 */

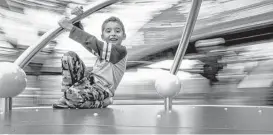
xmin=109 ymin=38 xmax=118 ymax=41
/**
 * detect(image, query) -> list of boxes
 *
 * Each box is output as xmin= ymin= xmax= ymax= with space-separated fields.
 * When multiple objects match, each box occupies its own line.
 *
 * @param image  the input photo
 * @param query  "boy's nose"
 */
xmin=109 ymin=31 xmax=117 ymax=35
xmin=110 ymin=33 xmax=116 ymax=36
xmin=109 ymin=34 xmax=117 ymax=38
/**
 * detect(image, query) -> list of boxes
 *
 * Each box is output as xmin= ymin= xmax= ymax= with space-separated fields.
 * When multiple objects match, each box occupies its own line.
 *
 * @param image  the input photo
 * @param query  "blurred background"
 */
xmin=1 ymin=0 xmax=273 ymax=107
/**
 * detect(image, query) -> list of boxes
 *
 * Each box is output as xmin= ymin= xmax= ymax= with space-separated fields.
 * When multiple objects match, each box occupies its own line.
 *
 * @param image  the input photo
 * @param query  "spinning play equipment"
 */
xmin=2 ymin=0 xmax=273 ymax=134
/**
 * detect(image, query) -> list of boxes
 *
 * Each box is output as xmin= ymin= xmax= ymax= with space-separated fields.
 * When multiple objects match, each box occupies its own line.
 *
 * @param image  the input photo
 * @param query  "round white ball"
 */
xmin=0 ymin=62 xmax=27 ymax=98
xmin=155 ymin=73 xmax=181 ymax=98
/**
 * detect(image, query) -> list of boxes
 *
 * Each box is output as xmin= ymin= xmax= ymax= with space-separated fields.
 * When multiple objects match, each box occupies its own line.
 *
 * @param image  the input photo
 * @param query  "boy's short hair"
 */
xmin=101 ymin=16 xmax=125 ymax=34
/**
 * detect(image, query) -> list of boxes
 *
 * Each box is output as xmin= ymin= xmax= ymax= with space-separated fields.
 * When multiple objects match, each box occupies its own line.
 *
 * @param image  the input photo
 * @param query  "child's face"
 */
xmin=101 ymin=21 xmax=126 ymax=46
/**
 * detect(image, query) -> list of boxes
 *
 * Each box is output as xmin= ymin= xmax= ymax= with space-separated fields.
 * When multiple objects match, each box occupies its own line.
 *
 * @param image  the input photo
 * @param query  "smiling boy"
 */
xmin=53 ymin=15 xmax=127 ymax=109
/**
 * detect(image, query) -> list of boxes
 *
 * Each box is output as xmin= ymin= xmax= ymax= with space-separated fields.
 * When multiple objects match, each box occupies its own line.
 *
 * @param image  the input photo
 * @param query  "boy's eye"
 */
xmin=115 ymin=29 xmax=121 ymax=33
xmin=105 ymin=29 xmax=111 ymax=33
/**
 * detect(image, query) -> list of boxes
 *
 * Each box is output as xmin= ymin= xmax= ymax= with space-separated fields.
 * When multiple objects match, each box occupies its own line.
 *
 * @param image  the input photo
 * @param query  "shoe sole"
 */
xmin=52 ymin=104 xmax=71 ymax=109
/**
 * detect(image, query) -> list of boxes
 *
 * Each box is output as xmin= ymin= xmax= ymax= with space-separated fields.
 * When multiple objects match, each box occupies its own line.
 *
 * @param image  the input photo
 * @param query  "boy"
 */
xmin=53 ymin=7 xmax=127 ymax=109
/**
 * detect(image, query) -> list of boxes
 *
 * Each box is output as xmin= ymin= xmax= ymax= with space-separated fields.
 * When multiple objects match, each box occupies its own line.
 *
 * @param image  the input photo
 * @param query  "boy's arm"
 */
xmin=69 ymin=26 xmax=127 ymax=64
xmin=69 ymin=26 xmax=103 ymax=57
xmin=110 ymin=45 xmax=127 ymax=64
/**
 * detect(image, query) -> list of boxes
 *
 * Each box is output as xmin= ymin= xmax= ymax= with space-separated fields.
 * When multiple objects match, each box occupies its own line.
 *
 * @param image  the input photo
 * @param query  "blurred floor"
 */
xmin=1 ymin=105 xmax=273 ymax=134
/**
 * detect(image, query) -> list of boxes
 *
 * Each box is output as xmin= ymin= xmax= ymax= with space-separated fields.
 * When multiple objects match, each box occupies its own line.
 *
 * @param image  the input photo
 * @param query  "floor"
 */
xmin=1 ymin=105 xmax=273 ymax=134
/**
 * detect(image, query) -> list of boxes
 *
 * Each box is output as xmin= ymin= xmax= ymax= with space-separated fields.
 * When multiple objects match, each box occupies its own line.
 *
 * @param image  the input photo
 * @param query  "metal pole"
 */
xmin=164 ymin=97 xmax=172 ymax=111
xmin=166 ymin=0 xmax=202 ymax=110
xmin=170 ymin=0 xmax=202 ymax=74
xmin=2 ymin=98 xmax=12 ymax=113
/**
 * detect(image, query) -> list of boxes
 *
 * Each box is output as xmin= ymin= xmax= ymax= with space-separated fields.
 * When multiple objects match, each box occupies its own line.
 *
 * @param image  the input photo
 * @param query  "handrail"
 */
xmin=170 ymin=0 xmax=202 ymax=75
xmin=14 ymin=0 xmax=119 ymax=68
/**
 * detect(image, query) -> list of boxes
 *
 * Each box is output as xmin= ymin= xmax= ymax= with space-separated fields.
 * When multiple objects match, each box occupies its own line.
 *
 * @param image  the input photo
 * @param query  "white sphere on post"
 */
xmin=0 ymin=62 xmax=27 ymax=98
xmin=155 ymin=72 xmax=182 ymax=110
xmin=155 ymin=73 xmax=181 ymax=97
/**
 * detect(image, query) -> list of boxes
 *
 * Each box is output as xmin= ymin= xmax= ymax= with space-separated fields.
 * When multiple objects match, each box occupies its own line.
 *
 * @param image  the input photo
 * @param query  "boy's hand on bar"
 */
xmin=58 ymin=17 xmax=73 ymax=31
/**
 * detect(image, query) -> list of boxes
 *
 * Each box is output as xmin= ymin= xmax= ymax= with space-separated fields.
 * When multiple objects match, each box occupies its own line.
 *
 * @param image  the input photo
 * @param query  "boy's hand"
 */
xmin=71 ymin=6 xmax=83 ymax=16
xmin=58 ymin=17 xmax=73 ymax=31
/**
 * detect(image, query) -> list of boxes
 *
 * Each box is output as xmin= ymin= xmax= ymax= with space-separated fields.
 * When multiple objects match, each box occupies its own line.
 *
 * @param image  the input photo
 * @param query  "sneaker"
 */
xmin=52 ymin=96 xmax=70 ymax=109
xmin=102 ymin=97 xmax=113 ymax=108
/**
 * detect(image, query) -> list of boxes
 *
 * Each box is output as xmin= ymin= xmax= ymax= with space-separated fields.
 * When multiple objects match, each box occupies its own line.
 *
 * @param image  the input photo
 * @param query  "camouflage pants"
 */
xmin=61 ymin=51 xmax=111 ymax=109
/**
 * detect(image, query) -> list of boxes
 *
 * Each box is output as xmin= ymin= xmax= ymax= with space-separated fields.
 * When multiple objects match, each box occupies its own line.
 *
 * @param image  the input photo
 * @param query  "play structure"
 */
xmin=1 ymin=0 xmax=273 ymax=134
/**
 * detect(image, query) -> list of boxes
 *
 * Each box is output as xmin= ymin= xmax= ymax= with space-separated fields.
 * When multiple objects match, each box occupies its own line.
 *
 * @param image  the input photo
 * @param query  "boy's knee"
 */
xmin=62 ymin=51 xmax=79 ymax=64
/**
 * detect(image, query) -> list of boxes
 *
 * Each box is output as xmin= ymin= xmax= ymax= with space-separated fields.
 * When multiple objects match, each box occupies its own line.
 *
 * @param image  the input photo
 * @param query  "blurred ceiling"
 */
xmin=1 ymin=0 xmax=273 ymax=75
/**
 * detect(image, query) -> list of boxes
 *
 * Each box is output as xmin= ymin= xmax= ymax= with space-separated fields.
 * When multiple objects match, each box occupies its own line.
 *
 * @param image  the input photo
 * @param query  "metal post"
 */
xmin=164 ymin=97 xmax=172 ymax=111
xmin=166 ymin=0 xmax=202 ymax=110
xmin=2 ymin=98 xmax=12 ymax=113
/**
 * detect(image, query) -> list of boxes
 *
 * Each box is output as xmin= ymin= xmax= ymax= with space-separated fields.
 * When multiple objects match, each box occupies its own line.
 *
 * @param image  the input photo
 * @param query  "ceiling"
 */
xmin=1 ymin=0 xmax=273 ymax=74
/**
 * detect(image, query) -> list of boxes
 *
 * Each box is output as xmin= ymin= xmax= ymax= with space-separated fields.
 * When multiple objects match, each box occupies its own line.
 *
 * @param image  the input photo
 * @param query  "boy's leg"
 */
xmin=64 ymin=79 xmax=113 ymax=109
xmin=61 ymin=55 xmax=72 ymax=92
xmin=79 ymin=97 xmax=113 ymax=109
xmin=78 ymin=83 xmax=112 ymax=108
xmin=53 ymin=51 xmax=86 ymax=108
xmin=62 ymin=51 xmax=86 ymax=88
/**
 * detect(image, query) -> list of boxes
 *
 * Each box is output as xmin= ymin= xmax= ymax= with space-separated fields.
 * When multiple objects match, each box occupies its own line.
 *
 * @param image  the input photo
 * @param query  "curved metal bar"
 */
xmin=165 ymin=0 xmax=202 ymax=111
xmin=170 ymin=0 xmax=202 ymax=75
xmin=14 ymin=0 xmax=119 ymax=68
